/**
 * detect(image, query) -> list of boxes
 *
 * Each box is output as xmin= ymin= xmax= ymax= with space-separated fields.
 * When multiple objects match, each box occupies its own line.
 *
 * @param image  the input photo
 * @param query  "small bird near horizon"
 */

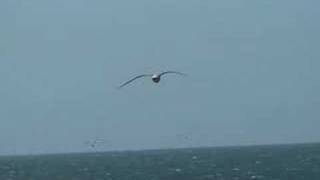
xmin=84 ymin=138 xmax=105 ymax=149
xmin=119 ymin=71 xmax=186 ymax=89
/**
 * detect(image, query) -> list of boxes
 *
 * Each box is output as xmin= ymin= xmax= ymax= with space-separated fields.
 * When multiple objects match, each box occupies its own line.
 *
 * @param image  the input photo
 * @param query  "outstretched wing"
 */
xmin=118 ymin=74 xmax=152 ymax=89
xmin=159 ymin=71 xmax=187 ymax=77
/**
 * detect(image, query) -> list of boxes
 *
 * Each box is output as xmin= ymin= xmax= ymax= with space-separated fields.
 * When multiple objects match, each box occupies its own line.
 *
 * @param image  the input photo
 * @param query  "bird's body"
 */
xmin=85 ymin=138 xmax=105 ymax=149
xmin=151 ymin=74 xmax=161 ymax=83
xmin=119 ymin=71 xmax=186 ymax=88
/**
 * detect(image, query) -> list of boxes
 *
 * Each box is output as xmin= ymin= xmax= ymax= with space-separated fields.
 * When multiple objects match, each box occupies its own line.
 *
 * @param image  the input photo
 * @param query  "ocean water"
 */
xmin=0 ymin=143 xmax=320 ymax=180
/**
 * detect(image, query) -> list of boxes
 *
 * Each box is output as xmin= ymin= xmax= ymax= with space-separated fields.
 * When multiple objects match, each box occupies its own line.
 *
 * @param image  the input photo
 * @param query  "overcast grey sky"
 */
xmin=1 ymin=0 xmax=319 ymax=155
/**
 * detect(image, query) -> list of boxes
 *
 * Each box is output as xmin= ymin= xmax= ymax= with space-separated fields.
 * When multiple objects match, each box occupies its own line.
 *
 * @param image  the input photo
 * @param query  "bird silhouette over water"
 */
xmin=119 ymin=71 xmax=186 ymax=89
xmin=84 ymin=138 xmax=105 ymax=149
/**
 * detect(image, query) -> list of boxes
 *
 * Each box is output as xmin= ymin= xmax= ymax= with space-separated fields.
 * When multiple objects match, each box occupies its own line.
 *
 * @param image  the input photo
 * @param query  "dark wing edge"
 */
xmin=159 ymin=71 xmax=187 ymax=77
xmin=118 ymin=74 xmax=152 ymax=89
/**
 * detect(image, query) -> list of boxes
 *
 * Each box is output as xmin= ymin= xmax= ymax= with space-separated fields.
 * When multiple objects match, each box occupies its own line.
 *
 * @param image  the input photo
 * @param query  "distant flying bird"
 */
xmin=119 ymin=71 xmax=186 ymax=89
xmin=85 ymin=138 xmax=105 ymax=148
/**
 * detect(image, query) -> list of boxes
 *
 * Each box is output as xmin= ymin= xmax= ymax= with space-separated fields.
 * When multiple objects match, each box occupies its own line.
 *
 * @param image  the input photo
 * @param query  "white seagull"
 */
xmin=85 ymin=138 xmax=105 ymax=148
xmin=119 ymin=71 xmax=186 ymax=89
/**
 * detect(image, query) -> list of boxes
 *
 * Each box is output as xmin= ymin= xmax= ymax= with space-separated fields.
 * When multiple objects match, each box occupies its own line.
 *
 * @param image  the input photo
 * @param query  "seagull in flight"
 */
xmin=119 ymin=71 xmax=186 ymax=89
xmin=85 ymin=138 xmax=105 ymax=148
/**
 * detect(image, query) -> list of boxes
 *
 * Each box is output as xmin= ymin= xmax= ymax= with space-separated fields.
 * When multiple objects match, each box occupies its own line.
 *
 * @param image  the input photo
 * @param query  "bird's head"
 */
xmin=152 ymin=74 xmax=159 ymax=79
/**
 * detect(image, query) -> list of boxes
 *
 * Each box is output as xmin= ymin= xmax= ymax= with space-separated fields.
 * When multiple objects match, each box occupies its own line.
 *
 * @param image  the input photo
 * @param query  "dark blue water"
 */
xmin=1 ymin=143 xmax=320 ymax=180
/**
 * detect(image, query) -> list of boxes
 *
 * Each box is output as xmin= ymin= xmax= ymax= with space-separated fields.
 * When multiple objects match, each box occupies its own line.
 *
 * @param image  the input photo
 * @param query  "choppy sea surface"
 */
xmin=0 ymin=143 xmax=320 ymax=180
